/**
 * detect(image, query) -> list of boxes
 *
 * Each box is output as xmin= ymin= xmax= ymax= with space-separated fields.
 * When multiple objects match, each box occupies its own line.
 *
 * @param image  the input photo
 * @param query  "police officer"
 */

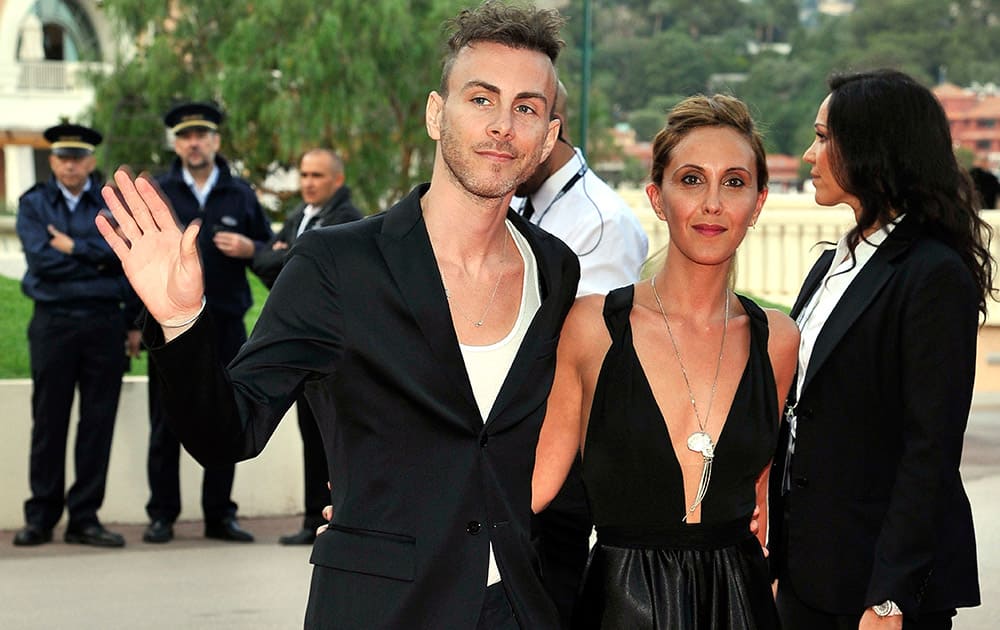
xmin=13 ymin=123 xmax=141 ymax=547
xmin=142 ymin=102 xmax=273 ymax=544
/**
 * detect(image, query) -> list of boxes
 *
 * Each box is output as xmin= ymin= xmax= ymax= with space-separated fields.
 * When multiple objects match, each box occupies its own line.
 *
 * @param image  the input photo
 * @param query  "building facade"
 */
xmin=0 ymin=0 xmax=115 ymax=209
xmin=934 ymin=82 xmax=1000 ymax=172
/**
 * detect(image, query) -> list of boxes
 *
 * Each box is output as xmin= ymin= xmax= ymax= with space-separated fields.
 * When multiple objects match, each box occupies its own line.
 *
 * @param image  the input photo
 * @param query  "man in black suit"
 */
xmin=95 ymin=2 xmax=577 ymax=627
xmin=253 ymin=148 xmax=363 ymax=545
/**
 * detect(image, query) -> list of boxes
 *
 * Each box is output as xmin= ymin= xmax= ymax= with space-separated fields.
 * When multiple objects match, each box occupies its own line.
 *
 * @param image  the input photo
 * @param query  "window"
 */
xmin=16 ymin=0 xmax=101 ymax=62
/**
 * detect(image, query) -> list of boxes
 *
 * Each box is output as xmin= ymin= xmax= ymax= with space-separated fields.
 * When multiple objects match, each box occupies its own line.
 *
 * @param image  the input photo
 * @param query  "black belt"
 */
xmin=597 ymin=515 xmax=752 ymax=551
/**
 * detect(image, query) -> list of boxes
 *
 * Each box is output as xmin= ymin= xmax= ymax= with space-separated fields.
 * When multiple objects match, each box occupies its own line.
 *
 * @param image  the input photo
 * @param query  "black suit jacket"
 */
xmin=770 ymin=215 xmax=981 ymax=617
xmin=252 ymin=185 xmax=364 ymax=288
xmin=146 ymin=184 xmax=579 ymax=629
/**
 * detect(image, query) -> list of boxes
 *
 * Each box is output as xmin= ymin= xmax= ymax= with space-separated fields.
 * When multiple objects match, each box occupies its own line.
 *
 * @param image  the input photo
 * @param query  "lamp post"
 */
xmin=580 ymin=0 xmax=592 ymax=157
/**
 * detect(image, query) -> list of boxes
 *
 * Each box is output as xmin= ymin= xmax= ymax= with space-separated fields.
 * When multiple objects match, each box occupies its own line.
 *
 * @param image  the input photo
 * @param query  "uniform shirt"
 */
xmin=16 ymin=175 xmax=140 ymax=323
xmin=181 ymin=163 xmax=220 ymax=208
xmin=517 ymin=148 xmax=648 ymax=297
xmin=56 ymin=178 xmax=90 ymax=213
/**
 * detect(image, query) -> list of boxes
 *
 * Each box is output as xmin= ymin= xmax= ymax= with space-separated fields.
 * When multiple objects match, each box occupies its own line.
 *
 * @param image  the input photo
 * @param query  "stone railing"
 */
xmin=15 ymin=60 xmax=109 ymax=91
xmin=622 ymin=190 xmax=1000 ymax=320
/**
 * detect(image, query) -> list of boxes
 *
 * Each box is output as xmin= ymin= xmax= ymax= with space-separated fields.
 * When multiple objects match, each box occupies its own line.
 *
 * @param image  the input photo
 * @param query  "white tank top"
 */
xmin=458 ymin=220 xmax=541 ymax=585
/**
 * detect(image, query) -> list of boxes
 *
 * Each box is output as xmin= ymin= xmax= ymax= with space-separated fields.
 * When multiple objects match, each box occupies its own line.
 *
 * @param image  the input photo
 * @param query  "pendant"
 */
xmin=687 ymin=431 xmax=714 ymax=458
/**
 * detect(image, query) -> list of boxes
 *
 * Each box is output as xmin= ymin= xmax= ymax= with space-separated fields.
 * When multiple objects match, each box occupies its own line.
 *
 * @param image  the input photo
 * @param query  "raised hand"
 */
xmin=96 ymin=169 xmax=205 ymax=335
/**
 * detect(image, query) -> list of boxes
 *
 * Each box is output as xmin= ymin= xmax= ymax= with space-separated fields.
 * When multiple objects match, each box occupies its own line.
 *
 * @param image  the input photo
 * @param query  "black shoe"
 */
xmin=64 ymin=524 xmax=125 ymax=548
xmin=279 ymin=527 xmax=317 ymax=545
xmin=205 ymin=517 xmax=254 ymax=542
xmin=142 ymin=519 xmax=174 ymax=544
xmin=13 ymin=525 xmax=52 ymax=546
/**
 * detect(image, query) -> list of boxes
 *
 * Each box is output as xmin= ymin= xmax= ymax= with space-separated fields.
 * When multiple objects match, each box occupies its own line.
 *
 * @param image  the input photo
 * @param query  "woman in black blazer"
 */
xmin=771 ymin=69 xmax=992 ymax=629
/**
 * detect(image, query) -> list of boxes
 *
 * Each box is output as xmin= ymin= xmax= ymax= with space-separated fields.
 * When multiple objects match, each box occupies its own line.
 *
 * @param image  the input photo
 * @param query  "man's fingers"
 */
xmin=180 ymin=221 xmax=202 ymax=272
xmin=95 ymin=213 xmax=133 ymax=261
xmin=112 ymin=168 xmax=160 ymax=235
xmin=102 ymin=179 xmax=144 ymax=245
xmin=136 ymin=173 xmax=180 ymax=233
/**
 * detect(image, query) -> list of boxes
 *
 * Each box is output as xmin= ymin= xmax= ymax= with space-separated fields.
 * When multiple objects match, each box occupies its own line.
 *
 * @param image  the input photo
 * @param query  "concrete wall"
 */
xmin=0 ymin=377 xmax=306 ymax=530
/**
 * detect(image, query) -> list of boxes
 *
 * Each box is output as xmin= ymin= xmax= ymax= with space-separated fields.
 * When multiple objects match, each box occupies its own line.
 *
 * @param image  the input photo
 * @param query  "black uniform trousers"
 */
xmin=25 ymin=305 xmax=125 ymax=531
xmin=146 ymin=311 xmax=245 ymax=523
xmin=294 ymin=394 xmax=330 ymax=530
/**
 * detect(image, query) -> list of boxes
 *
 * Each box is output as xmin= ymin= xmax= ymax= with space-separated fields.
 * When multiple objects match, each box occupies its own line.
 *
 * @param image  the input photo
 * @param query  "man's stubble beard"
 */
xmin=438 ymin=114 xmax=544 ymax=202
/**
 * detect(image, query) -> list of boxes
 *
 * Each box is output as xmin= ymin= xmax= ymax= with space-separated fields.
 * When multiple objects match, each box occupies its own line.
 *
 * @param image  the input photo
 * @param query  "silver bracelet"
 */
xmin=159 ymin=296 xmax=207 ymax=328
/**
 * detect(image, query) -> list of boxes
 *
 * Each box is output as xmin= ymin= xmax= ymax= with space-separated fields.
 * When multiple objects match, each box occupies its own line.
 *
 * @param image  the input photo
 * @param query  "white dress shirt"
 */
xmin=783 ymin=218 xmax=902 ymax=494
xmin=517 ymin=148 xmax=648 ymax=297
xmin=182 ymin=164 xmax=219 ymax=209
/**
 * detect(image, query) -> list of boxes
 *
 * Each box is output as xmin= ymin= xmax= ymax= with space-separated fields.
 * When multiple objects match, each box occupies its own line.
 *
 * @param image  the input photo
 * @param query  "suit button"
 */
xmin=467 ymin=521 xmax=481 ymax=535
xmin=480 ymin=433 xmax=488 ymax=447
xmin=793 ymin=476 xmax=809 ymax=489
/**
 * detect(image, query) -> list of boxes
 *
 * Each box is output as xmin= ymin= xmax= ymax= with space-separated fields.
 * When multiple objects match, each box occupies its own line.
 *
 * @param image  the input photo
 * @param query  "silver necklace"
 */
xmin=650 ymin=274 xmax=729 ymax=521
xmin=441 ymin=231 xmax=508 ymax=328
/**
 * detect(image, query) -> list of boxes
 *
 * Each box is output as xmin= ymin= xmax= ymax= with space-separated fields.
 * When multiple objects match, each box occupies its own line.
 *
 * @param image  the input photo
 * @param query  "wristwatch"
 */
xmin=872 ymin=600 xmax=903 ymax=617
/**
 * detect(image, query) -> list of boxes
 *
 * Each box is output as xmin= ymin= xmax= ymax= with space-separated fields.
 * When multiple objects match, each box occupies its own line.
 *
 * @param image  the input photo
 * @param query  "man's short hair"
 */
xmin=439 ymin=0 xmax=565 ymax=96
xmin=301 ymin=148 xmax=344 ymax=177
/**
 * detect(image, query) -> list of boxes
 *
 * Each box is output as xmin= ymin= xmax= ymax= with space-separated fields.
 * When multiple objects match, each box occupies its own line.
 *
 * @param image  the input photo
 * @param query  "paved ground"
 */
xmin=0 ymin=516 xmax=312 ymax=629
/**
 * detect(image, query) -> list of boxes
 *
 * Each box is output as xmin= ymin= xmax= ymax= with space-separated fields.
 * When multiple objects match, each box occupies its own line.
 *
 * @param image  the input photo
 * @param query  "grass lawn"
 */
xmin=0 ymin=275 xmax=31 ymax=378
xmin=0 ymin=273 xmax=269 ymax=379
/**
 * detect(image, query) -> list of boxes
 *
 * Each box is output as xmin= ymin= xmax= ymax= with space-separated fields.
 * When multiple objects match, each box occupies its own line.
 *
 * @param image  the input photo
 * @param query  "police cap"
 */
xmin=163 ymin=101 xmax=224 ymax=135
xmin=44 ymin=123 xmax=102 ymax=157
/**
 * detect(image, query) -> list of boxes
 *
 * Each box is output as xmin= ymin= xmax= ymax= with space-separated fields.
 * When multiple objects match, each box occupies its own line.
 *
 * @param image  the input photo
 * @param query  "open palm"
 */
xmin=95 ymin=169 xmax=204 ymax=325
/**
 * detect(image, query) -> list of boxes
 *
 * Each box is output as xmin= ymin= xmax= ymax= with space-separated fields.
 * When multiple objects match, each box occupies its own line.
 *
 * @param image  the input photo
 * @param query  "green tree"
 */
xmin=90 ymin=0 xmax=467 ymax=213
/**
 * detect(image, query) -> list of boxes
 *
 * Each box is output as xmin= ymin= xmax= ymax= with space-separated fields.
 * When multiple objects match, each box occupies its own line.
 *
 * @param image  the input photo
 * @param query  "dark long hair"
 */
xmin=825 ymin=68 xmax=995 ymax=318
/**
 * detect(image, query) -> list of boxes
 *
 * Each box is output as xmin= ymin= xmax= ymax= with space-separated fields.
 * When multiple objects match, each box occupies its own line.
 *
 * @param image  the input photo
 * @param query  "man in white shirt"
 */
xmin=515 ymin=81 xmax=648 ymax=298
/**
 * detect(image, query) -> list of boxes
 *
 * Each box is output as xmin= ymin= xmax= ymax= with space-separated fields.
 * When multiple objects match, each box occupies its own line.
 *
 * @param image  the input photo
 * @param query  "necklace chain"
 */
xmin=441 ymin=230 xmax=509 ymax=328
xmin=650 ymin=274 xmax=729 ymax=434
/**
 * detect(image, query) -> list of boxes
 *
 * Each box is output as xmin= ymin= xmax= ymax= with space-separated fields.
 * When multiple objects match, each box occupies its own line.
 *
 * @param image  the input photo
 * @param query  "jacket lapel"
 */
xmin=800 ymin=218 xmax=917 ymax=394
xmin=374 ymin=185 xmax=481 ymax=424
xmin=315 ymin=186 xmax=351 ymax=227
xmin=485 ymin=211 xmax=568 ymax=429
xmin=790 ymin=249 xmax=834 ymax=319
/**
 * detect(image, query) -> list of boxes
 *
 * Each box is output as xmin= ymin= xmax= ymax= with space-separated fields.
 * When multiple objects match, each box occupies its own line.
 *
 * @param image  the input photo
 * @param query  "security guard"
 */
xmin=142 ymin=101 xmax=273 ymax=544
xmin=14 ymin=123 xmax=141 ymax=547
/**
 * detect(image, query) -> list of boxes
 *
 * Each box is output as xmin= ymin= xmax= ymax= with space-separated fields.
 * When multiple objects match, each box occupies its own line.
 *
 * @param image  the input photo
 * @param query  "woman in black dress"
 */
xmin=533 ymin=94 xmax=799 ymax=629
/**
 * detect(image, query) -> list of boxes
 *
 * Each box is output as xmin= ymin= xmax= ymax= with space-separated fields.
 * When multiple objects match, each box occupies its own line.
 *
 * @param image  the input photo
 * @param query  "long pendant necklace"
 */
xmin=650 ymin=274 xmax=729 ymax=521
xmin=441 ymin=230 xmax=509 ymax=328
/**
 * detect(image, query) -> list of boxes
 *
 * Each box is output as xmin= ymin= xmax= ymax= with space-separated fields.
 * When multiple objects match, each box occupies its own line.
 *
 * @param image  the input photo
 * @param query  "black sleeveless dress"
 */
xmin=574 ymin=286 xmax=780 ymax=629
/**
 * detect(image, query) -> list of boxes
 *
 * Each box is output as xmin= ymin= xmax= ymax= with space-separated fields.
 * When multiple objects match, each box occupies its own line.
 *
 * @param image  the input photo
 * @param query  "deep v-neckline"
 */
xmin=629 ymin=295 xmax=754 ymax=521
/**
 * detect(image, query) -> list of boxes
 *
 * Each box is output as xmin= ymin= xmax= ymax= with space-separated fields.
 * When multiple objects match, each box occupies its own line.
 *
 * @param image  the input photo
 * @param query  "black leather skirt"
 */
xmin=573 ymin=516 xmax=779 ymax=629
